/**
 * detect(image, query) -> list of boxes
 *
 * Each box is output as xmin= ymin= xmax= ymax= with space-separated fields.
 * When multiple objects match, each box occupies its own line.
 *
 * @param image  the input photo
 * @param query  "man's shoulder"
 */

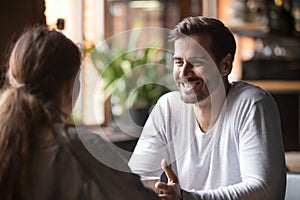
xmin=230 ymin=81 xmax=270 ymax=101
xmin=152 ymin=91 xmax=190 ymax=117
xmin=157 ymin=91 xmax=182 ymax=104
xmin=160 ymin=91 xmax=181 ymax=99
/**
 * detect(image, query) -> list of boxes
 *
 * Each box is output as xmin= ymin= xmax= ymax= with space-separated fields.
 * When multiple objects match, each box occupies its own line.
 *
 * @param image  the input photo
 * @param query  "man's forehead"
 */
xmin=174 ymin=37 xmax=211 ymax=57
xmin=175 ymin=36 xmax=200 ymax=46
xmin=175 ymin=33 xmax=212 ymax=45
xmin=173 ymin=35 xmax=217 ymax=65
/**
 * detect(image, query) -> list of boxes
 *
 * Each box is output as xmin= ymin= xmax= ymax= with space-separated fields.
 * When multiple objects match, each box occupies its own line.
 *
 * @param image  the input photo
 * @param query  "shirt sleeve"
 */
xmin=129 ymin=100 xmax=170 ymax=180
xmin=181 ymin=94 xmax=286 ymax=200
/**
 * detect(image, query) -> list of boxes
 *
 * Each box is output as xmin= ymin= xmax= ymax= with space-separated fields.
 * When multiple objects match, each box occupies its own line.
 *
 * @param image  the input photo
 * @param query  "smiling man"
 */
xmin=129 ymin=16 xmax=286 ymax=200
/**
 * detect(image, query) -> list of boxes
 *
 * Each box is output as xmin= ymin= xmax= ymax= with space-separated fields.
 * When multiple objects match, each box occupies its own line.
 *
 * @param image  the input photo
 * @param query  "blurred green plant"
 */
xmin=89 ymin=43 xmax=172 ymax=116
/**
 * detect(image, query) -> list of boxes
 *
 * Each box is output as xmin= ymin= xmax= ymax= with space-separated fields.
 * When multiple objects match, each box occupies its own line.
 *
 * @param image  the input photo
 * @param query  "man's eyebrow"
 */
xmin=188 ymin=56 xmax=206 ymax=60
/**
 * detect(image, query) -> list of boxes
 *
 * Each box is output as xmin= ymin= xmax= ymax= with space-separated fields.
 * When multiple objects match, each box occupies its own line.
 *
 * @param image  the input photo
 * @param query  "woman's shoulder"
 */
xmin=60 ymin=125 xmax=160 ymax=199
xmin=65 ymin=125 xmax=130 ymax=171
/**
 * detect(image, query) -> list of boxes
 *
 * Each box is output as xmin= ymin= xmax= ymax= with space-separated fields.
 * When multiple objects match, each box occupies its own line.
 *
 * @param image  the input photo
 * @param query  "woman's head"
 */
xmin=169 ymin=16 xmax=236 ymax=65
xmin=8 ymin=26 xmax=82 ymax=114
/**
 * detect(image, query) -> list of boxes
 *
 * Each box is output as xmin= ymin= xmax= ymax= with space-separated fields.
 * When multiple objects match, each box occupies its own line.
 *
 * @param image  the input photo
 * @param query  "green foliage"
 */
xmin=90 ymin=43 xmax=171 ymax=113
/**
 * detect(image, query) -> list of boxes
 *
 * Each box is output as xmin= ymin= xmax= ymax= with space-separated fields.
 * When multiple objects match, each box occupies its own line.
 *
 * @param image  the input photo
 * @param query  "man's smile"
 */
xmin=177 ymin=78 xmax=203 ymax=92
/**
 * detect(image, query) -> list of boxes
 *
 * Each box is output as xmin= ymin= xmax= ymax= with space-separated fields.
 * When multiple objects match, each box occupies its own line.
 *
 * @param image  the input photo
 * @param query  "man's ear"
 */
xmin=219 ymin=53 xmax=233 ymax=77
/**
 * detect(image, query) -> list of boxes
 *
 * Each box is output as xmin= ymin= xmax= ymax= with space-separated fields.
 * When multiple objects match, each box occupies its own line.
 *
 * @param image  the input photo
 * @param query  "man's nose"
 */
xmin=180 ymin=61 xmax=193 ymax=77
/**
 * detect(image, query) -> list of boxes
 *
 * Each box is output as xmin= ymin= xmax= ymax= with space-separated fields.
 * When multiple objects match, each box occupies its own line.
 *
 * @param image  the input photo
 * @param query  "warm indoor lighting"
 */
xmin=274 ymin=0 xmax=283 ymax=7
xmin=129 ymin=1 xmax=161 ymax=10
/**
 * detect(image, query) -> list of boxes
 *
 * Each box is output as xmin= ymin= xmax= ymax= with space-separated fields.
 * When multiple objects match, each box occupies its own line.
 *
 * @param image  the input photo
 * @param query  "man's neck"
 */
xmin=194 ymin=81 xmax=230 ymax=133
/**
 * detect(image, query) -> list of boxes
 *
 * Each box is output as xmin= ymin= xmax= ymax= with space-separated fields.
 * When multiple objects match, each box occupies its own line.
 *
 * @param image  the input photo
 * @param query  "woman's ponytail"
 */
xmin=0 ymin=86 xmax=51 ymax=199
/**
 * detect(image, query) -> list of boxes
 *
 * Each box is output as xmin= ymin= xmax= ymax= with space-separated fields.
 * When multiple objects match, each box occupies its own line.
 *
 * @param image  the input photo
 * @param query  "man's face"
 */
xmin=173 ymin=34 xmax=222 ymax=104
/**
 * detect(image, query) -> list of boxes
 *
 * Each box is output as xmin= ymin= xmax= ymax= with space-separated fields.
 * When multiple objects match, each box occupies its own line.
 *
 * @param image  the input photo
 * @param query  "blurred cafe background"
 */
xmin=0 ymin=0 xmax=299 ymax=172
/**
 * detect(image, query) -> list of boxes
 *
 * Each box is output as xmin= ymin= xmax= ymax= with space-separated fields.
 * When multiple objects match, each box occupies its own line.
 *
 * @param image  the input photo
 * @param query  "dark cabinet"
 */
xmin=273 ymin=92 xmax=300 ymax=151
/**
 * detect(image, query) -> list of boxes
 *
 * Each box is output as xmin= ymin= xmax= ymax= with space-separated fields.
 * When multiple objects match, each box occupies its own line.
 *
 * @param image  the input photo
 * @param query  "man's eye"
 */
xmin=174 ymin=60 xmax=183 ymax=65
xmin=191 ymin=61 xmax=205 ymax=67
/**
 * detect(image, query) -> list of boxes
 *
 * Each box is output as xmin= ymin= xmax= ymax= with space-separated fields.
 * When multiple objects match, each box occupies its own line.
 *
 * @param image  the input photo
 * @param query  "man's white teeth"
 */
xmin=182 ymin=81 xmax=200 ymax=88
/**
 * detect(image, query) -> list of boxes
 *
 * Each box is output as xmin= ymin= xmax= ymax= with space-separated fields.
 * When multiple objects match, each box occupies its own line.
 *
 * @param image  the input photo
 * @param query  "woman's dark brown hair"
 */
xmin=0 ymin=26 xmax=81 ymax=199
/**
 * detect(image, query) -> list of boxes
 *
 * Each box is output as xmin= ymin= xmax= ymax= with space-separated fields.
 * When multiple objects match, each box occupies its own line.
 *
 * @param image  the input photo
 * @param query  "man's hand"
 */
xmin=155 ymin=159 xmax=182 ymax=200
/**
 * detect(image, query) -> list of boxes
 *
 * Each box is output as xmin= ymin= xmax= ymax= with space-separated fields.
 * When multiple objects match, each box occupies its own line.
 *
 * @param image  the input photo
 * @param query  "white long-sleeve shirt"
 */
xmin=129 ymin=81 xmax=286 ymax=200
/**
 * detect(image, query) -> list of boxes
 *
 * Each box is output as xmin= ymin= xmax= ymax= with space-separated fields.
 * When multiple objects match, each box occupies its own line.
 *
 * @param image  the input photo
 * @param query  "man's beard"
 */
xmin=179 ymin=73 xmax=221 ymax=104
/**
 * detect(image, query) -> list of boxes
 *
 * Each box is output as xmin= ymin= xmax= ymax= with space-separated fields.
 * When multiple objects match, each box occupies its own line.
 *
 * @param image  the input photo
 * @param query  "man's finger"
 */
xmin=155 ymin=181 xmax=170 ymax=193
xmin=161 ymin=159 xmax=178 ymax=183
